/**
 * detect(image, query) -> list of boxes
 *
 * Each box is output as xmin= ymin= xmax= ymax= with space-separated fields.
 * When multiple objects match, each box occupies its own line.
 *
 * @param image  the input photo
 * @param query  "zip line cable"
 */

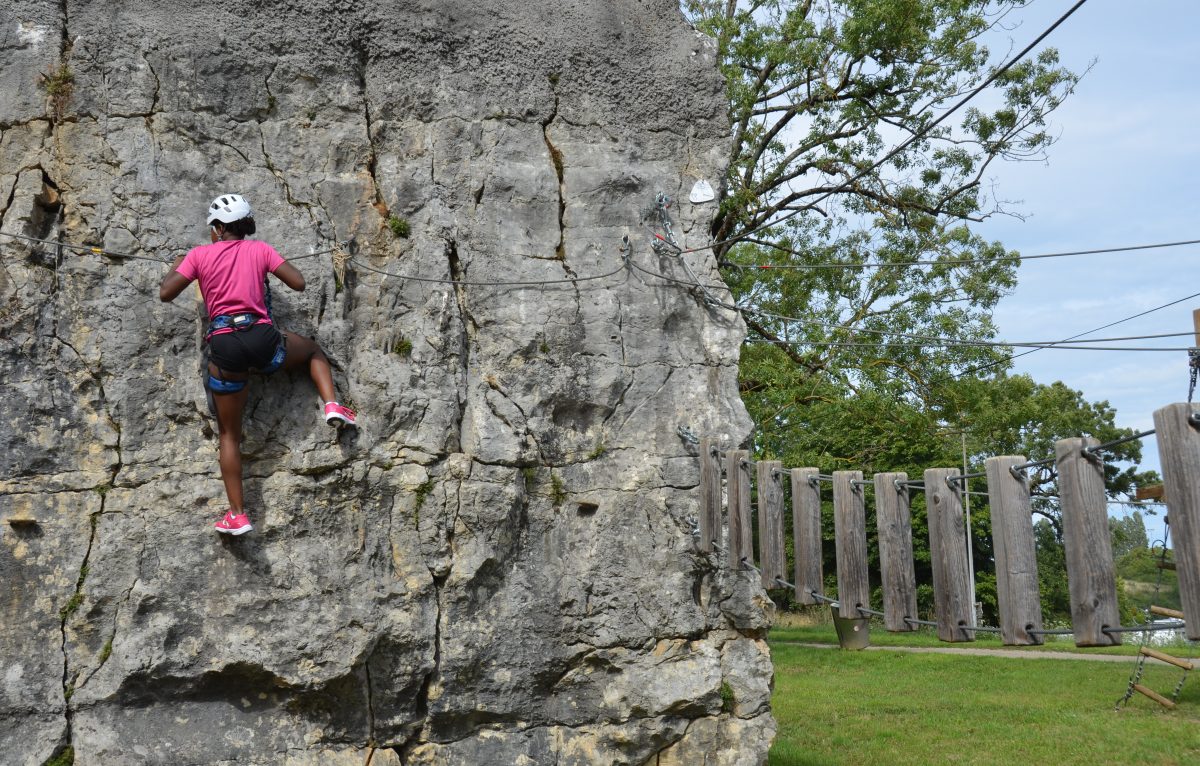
xmin=742 ymin=338 xmax=1194 ymax=352
xmin=958 ymin=289 xmax=1200 ymax=377
xmin=629 ymin=241 xmax=1193 ymax=353
xmin=676 ymin=0 xmax=1091 ymax=257
xmin=720 ymin=237 xmax=1200 ymax=272
xmin=739 ymin=303 xmax=1194 ymax=347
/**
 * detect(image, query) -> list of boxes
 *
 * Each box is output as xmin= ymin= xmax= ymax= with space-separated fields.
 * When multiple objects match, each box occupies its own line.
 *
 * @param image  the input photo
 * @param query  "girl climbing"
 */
xmin=159 ymin=193 xmax=357 ymax=535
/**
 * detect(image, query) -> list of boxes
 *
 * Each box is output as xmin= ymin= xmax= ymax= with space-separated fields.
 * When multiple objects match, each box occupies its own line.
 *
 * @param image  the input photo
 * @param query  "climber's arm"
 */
xmin=272 ymin=260 xmax=306 ymax=292
xmin=159 ymin=255 xmax=192 ymax=302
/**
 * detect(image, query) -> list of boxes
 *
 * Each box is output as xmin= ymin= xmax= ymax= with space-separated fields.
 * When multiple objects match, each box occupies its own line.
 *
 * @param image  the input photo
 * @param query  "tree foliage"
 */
xmin=684 ymin=0 xmax=1148 ymax=490
xmin=685 ymin=2 xmax=1159 ymax=622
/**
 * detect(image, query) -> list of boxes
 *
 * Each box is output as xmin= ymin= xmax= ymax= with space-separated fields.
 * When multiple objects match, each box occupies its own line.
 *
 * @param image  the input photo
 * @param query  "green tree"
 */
xmin=1110 ymin=511 xmax=1150 ymax=560
xmin=684 ymin=2 xmax=1158 ymax=622
xmin=682 ymin=0 xmax=1148 ymax=498
xmin=684 ymin=0 xmax=1081 ymax=386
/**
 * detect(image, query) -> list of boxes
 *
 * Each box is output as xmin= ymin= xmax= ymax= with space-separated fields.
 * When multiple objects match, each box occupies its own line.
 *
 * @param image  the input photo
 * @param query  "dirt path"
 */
xmin=778 ymin=641 xmax=1144 ymax=663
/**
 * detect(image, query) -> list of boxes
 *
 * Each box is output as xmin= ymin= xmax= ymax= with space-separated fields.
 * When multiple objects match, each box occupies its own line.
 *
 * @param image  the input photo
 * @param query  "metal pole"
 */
xmin=963 ymin=431 xmax=976 ymax=626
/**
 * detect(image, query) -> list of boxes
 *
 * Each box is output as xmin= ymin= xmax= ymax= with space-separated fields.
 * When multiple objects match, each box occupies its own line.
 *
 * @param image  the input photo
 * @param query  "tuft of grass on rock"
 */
xmin=387 ymin=216 xmax=410 ymax=239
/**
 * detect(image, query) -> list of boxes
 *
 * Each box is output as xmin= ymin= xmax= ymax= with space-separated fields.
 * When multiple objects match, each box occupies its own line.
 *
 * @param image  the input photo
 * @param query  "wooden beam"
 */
xmin=874 ymin=472 xmax=918 ymax=632
xmin=790 ymin=467 xmax=823 ymax=605
xmin=1135 ymin=484 xmax=1165 ymax=501
xmin=833 ymin=471 xmax=870 ymax=620
xmin=1132 ymin=683 xmax=1176 ymax=709
xmin=1153 ymin=403 xmax=1200 ymax=640
xmin=726 ymin=450 xmax=752 ymax=570
xmin=698 ymin=439 xmax=721 ymax=553
xmin=756 ymin=460 xmax=786 ymax=589
xmin=925 ymin=468 xmax=975 ymax=642
xmin=985 ymin=456 xmax=1044 ymax=646
xmin=1057 ymin=437 xmax=1122 ymax=647
xmin=1150 ymin=604 xmax=1185 ymax=620
xmin=1140 ymin=646 xmax=1194 ymax=670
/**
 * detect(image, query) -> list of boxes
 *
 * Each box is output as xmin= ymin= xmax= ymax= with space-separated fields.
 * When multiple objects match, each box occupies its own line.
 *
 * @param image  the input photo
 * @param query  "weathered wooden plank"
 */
xmin=874 ymin=472 xmax=917 ymax=632
xmin=924 ymin=468 xmax=974 ymax=642
xmin=791 ymin=467 xmax=823 ymax=605
xmin=756 ymin=461 xmax=786 ymax=589
xmin=726 ymin=450 xmax=753 ymax=570
xmin=985 ymin=456 xmax=1043 ymax=645
xmin=1135 ymin=484 xmax=1165 ymax=501
xmin=1140 ymin=646 xmax=1194 ymax=670
xmin=1132 ymin=683 xmax=1176 ymax=709
xmin=699 ymin=439 xmax=721 ymax=553
xmin=1150 ymin=604 xmax=1185 ymax=620
xmin=1056 ymin=437 xmax=1121 ymax=647
xmin=833 ymin=471 xmax=870 ymax=620
xmin=1153 ymin=403 xmax=1200 ymax=640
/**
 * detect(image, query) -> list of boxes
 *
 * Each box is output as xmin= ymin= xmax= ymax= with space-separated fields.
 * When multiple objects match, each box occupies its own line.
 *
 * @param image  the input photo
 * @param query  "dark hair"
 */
xmin=216 ymin=216 xmax=256 ymax=237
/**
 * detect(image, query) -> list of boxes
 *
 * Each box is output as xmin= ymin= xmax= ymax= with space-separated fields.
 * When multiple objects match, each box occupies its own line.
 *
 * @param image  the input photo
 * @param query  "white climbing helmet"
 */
xmin=206 ymin=193 xmax=253 ymax=225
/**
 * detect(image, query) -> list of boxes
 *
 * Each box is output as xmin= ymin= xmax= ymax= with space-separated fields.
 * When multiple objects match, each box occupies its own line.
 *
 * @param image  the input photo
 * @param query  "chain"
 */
xmin=1188 ymin=348 xmax=1200 ymax=402
xmin=647 ymin=193 xmax=724 ymax=310
xmin=676 ymin=425 xmax=700 ymax=445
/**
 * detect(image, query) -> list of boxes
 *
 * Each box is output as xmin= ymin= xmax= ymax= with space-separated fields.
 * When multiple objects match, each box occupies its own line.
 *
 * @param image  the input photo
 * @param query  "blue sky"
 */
xmin=971 ymin=0 xmax=1200 ymax=543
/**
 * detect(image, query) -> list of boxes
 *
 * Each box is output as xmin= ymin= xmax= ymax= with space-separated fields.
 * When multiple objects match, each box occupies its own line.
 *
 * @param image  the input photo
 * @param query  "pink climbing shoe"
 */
xmin=324 ymin=401 xmax=358 ymax=428
xmin=215 ymin=510 xmax=253 ymax=536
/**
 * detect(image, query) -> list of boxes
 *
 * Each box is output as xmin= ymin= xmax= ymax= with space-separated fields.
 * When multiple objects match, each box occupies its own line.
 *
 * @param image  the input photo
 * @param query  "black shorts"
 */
xmin=208 ymin=323 xmax=286 ymax=373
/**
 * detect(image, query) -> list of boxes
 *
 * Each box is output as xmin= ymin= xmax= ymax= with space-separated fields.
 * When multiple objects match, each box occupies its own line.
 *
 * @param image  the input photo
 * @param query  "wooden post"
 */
xmin=699 ymin=439 xmax=721 ymax=553
xmin=985 ymin=456 xmax=1043 ymax=645
xmin=833 ymin=471 xmax=870 ymax=620
xmin=925 ymin=468 xmax=974 ymax=642
xmin=874 ymin=472 xmax=918 ymax=632
xmin=1056 ymin=437 xmax=1121 ymax=646
xmin=791 ymin=468 xmax=823 ymax=605
xmin=756 ymin=461 xmax=785 ymax=589
xmin=1153 ymin=403 xmax=1200 ymax=640
xmin=726 ymin=450 xmax=753 ymax=570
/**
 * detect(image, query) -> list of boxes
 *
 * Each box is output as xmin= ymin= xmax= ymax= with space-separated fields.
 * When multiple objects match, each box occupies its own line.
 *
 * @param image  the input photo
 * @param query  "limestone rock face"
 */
xmin=0 ymin=1 xmax=773 ymax=763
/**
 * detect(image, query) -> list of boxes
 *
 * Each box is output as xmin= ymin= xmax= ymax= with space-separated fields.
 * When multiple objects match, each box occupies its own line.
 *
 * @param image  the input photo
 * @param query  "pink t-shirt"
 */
xmin=176 ymin=239 xmax=285 ymax=322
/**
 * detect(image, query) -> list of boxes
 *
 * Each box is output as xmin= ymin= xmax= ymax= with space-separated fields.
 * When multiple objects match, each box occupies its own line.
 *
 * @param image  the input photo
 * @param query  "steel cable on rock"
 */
xmin=347 ymin=256 xmax=629 ymax=288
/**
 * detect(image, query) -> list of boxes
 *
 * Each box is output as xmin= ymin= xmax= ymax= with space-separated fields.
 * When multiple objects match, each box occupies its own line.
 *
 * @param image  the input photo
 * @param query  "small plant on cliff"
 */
xmin=387 ymin=216 xmax=410 ymax=239
xmin=59 ymin=591 xmax=83 ymax=621
xmin=549 ymin=472 xmax=567 ymax=507
xmin=521 ymin=466 xmax=536 ymax=494
xmin=38 ymin=64 xmax=74 ymax=119
xmin=412 ymin=478 xmax=435 ymax=521
xmin=391 ymin=336 xmax=413 ymax=357
xmin=720 ymin=682 xmax=736 ymax=713
xmin=98 ymin=637 xmax=113 ymax=665
xmin=586 ymin=442 xmax=607 ymax=460
xmin=45 ymin=745 xmax=74 ymax=766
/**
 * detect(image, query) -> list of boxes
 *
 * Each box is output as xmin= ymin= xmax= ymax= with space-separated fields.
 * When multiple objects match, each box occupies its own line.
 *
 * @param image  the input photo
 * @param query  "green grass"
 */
xmin=44 ymin=745 xmax=74 ymax=766
xmin=767 ymin=621 xmax=1195 ymax=656
xmin=768 ymin=643 xmax=1200 ymax=765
